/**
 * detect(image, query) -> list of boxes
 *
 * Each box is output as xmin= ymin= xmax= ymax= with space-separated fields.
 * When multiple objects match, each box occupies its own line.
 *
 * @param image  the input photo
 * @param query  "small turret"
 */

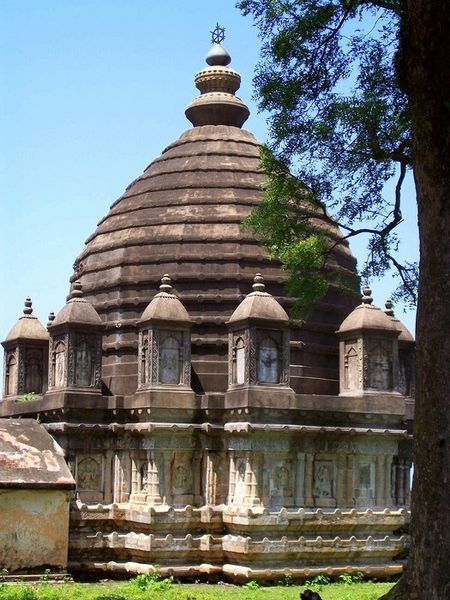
xmin=1 ymin=298 xmax=49 ymax=398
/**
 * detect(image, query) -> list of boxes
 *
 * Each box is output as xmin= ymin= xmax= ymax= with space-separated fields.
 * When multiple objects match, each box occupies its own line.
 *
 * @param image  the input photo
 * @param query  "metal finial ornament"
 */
xmin=210 ymin=23 xmax=225 ymax=45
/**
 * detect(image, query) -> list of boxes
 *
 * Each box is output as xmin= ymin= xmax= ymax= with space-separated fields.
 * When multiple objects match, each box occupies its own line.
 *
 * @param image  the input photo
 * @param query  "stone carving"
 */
xmin=249 ymin=326 xmax=257 ymax=385
xmin=54 ymin=340 xmax=66 ymax=387
xmin=17 ymin=352 xmax=25 ymax=394
xmin=344 ymin=340 xmax=358 ymax=390
xmin=368 ymin=340 xmax=393 ymax=390
xmin=159 ymin=334 xmax=180 ymax=384
xmin=151 ymin=329 xmax=159 ymax=382
xmin=235 ymin=336 xmax=245 ymax=385
xmin=174 ymin=463 xmax=190 ymax=491
xmin=74 ymin=335 xmax=95 ymax=387
xmin=257 ymin=337 xmax=279 ymax=384
xmin=139 ymin=332 xmax=148 ymax=385
xmin=275 ymin=463 xmax=292 ymax=496
xmin=77 ymin=456 xmax=102 ymax=491
xmin=139 ymin=461 xmax=149 ymax=492
xmin=313 ymin=461 xmax=334 ymax=498
xmin=354 ymin=460 xmax=375 ymax=500
xmin=4 ymin=352 xmax=17 ymax=396
xmin=24 ymin=348 xmax=43 ymax=393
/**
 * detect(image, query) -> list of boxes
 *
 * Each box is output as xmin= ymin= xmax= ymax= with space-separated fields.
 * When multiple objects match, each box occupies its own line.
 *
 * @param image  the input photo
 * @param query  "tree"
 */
xmin=238 ymin=1 xmax=450 ymax=598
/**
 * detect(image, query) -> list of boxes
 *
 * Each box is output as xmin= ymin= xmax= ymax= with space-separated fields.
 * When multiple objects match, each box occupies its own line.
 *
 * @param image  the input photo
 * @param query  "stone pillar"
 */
xmin=398 ymin=458 xmax=407 ymax=505
xmin=295 ymin=452 xmax=305 ymax=506
xmin=336 ymin=455 xmax=346 ymax=506
xmin=405 ymin=461 xmax=412 ymax=506
xmin=147 ymin=451 xmax=163 ymax=504
xmin=346 ymin=455 xmax=354 ymax=506
xmin=261 ymin=454 xmax=270 ymax=506
xmin=228 ymin=454 xmax=237 ymax=504
xmin=131 ymin=454 xmax=139 ymax=495
xmin=305 ymin=454 xmax=314 ymax=506
xmin=245 ymin=453 xmax=261 ymax=506
xmin=384 ymin=455 xmax=393 ymax=507
xmin=192 ymin=450 xmax=203 ymax=505
xmin=104 ymin=450 xmax=114 ymax=503
xmin=376 ymin=455 xmax=385 ymax=506
xmin=397 ymin=459 xmax=406 ymax=506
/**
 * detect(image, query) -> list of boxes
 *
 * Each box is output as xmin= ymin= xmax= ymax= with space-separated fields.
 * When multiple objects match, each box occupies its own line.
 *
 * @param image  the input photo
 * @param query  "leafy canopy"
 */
xmin=238 ymin=0 xmax=417 ymax=314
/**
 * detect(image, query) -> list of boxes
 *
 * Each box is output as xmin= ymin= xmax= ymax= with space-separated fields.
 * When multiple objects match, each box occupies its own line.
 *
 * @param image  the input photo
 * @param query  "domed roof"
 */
xmin=72 ymin=42 xmax=358 ymax=397
xmin=139 ymin=275 xmax=191 ymax=326
xmin=3 ymin=298 xmax=48 ymax=344
xmin=51 ymin=281 xmax=102 ymax=329
xmin=384 ymin=299 xmax=415 ymax=343
xmin=228 ymin=274 xmax=289 ymax=325
xmin=337 ymin=287 xmax=399 ymax=336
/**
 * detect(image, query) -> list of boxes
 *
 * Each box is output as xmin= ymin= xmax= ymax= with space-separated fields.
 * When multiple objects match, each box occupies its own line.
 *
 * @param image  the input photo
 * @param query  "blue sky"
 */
xmin=0 ymin=0 xmax=418 ymax=342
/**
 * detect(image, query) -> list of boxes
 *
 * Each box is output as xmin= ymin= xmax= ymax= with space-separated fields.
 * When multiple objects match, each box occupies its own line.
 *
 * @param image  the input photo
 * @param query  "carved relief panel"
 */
xmin=3 ymin=351 xmax=17 ymax=396
xmin=366 ymin=339 xmax=393 ymax=391
xmin=343 ymin=339 xmax=359 ymax=391
xmin=353 ymin=458 xmax=376 ymax=504
xmin=138 ymin=327 xmax=191 ymax=389
xmin=73 ymin=333 xmax=101 ymax=388
xmin=229 ymin=329 xmax=247 ymax=386
xmin=269 ymin=456 xmax=295 ymax=507
xmin=24 ymin=347 xmax=44 ymax=393
xmin=313 ymin=459 xmax=336 ymax=507
xmin=76 ymin=454 xmax=104 ymax=502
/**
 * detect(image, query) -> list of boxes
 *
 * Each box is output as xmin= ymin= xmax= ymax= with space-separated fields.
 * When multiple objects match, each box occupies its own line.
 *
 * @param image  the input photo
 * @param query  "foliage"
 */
xmin=243 ymin=580 xmax=260 ymax=589
xmin=238 ymin=0 xmax=418 ymax=310
xmin=132 ymin=568 xmax=174 ymax=593
xmin=0 ymin=581 xmax=395 ymax=600
xmin=15 ymin=392 xmax=38 ymax=403
xmin=337 ymin=572 xmax=364 ymax=585
xmin=244 ymin=145 xmax=359 ymax=317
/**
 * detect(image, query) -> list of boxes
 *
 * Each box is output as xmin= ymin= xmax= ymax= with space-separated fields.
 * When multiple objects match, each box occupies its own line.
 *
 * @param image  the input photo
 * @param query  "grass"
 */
xmin=0 ymin=576 xmax=396 ymax=600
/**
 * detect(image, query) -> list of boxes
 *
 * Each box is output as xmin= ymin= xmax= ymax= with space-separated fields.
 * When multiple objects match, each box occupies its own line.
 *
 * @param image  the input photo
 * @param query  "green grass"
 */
xmin=0 ymin=578 xmax=395 ymax=600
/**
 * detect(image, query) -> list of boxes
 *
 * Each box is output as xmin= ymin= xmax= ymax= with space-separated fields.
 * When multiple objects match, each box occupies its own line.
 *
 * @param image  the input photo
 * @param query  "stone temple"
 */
xmin=0 ymin=39 xmax=415 ymax=581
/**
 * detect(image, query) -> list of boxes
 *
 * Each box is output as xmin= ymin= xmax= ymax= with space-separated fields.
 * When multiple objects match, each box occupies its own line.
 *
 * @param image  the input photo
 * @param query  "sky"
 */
xmin=0 ymin=0 xmax=418 ymax=344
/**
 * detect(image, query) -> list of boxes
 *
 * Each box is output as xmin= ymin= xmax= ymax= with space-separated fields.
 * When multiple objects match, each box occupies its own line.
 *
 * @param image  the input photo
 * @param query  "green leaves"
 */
xmin=239 ymin=0 xmax=417 ymax=308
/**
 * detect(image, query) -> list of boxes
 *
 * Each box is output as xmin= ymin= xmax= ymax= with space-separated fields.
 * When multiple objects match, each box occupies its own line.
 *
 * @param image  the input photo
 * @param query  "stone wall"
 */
xmin=0 ymin=489 xmax=71 ymax=573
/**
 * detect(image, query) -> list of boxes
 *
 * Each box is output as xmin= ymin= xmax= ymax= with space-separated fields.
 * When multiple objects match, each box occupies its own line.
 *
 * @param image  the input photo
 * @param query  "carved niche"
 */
xmin=313 ymin=460 xmax=335 ymax=500
xmin=354 ymin=459 xmax=375 ymax=502
xmin=138 ymin=327 xmax=191 ymax=389
xmin=366 ymin=339 xmax=393 ymax=391
xmin=4 ymin=351 xmax=17 ymax=396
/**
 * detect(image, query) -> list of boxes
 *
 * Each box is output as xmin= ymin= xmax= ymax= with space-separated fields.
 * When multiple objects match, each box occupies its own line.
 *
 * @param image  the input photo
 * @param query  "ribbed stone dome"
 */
xmin=73 ymin=46 xmax=358 ymax=397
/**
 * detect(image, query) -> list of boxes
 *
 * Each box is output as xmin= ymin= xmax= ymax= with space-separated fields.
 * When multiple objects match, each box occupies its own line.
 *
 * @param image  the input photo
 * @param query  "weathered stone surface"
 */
xmin=0 ymin=419 xmax=75 ymax=573
xmin=0 ymin=44 xmax=414 ymax=582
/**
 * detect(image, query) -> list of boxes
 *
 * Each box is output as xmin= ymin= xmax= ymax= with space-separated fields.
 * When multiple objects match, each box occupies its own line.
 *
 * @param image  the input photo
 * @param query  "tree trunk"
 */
xmin=382 ymin=2 xmax=450 ymax=598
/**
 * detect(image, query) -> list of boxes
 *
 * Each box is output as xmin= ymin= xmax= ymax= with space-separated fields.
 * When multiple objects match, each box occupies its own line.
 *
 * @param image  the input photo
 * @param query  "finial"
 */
xmin=210 ymin=23 xmax=225 ymax=45
xmin=384 ymin=298 xmax=395 ymax=316
xmin=361 ymin=286 xmax=373 ymax=305
xmin=47 ymin=311 xmax=55 ymax=327
xmin=71 ymin=280 xmax=83 ymax=299
xmin=252 ymin=273 xmax=266 ymax=293
xmin=159 ymin=274 xmax=173 ymax=293
xmin=23 ymin=297 xmax=33 ymax=315
xmin=206 ymin=23 xmax=231 ymax=66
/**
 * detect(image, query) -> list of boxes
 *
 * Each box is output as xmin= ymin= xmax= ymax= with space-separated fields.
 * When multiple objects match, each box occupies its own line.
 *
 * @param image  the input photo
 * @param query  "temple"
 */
xmin=0 ymin=36 xmax=415 ymax=582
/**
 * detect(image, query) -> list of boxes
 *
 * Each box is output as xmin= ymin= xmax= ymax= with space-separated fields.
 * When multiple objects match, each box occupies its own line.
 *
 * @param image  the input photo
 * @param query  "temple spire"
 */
xmin=185 ymin=27 xmax=250 ymax=128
